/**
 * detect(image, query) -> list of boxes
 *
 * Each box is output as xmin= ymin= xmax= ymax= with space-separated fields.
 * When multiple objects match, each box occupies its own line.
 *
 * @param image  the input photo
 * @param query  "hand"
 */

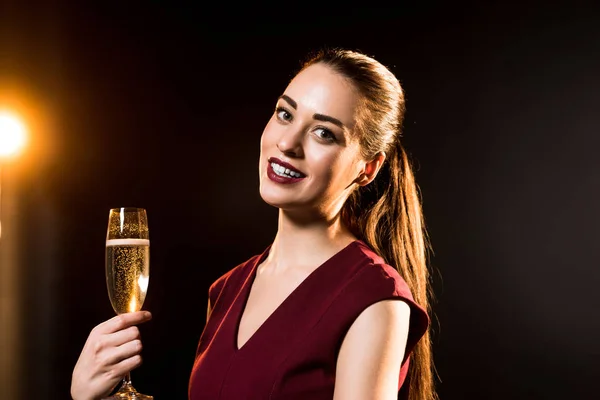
xmin=71 ymin=311 xmax=152 ymax=400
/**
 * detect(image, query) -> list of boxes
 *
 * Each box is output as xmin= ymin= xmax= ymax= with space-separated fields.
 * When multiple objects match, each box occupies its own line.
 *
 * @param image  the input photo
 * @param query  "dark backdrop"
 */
xmin=1 ymin=1 xmax=599 ymax=399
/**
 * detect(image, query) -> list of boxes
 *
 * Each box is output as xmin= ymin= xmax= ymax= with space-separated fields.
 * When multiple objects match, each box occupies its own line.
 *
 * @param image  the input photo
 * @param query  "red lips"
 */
xmin=268 ymin=157 xmax=306 ymax=177
xmin=267 ymin=157 xmax=307 ymax=184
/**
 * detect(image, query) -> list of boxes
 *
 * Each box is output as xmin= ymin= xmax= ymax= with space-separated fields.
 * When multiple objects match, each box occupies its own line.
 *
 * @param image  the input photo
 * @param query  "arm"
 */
xmin=333 ymin=300 xmax=411 ymax=400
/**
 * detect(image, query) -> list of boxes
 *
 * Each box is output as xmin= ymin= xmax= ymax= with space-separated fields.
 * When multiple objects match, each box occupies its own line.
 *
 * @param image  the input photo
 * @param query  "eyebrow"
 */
xmin=278 ymin=95 xmax=297 ymax=109
xmin=278 ymin=94 xmax=346 ymax=130
xmin=313 ymin=113 xmax=344 ymax=129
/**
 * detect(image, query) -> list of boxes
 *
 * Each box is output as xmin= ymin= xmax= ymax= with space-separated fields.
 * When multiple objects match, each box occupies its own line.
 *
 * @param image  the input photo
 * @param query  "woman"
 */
xmin=71 ymin=48 xmax=436 ymax=400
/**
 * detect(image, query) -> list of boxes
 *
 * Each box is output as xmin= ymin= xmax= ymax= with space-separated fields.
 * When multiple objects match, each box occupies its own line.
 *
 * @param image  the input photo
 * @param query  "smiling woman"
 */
xmin=71 ymin=48 xmax=437 ymax=400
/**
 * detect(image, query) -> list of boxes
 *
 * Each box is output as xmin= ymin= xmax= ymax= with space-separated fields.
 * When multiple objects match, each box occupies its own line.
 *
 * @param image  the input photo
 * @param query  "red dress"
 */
xmin=188 ymin=240 xmax=429 ymax=399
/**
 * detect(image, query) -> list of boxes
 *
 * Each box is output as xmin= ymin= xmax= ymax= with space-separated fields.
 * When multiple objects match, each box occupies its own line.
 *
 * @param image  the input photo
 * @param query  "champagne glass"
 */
xmin=105 ymin=207 xmax=152 ymax=399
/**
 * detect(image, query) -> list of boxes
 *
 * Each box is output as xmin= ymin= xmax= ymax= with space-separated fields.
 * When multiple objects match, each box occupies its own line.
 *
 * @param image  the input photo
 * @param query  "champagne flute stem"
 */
xmin=117 ymin=372 xmax=135 ymax=394
xmin=124 ymin=372 xmax=132 ymax=387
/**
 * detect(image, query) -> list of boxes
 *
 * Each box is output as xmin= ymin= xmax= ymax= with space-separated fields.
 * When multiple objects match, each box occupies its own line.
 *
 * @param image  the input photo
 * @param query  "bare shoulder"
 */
xmin=364 ymin=299 xmax=411 ymax=322
xmin=343 ymin=300 xmax=411 ymax=353
xmin=334 ymin=300 xmax=411 ymax=400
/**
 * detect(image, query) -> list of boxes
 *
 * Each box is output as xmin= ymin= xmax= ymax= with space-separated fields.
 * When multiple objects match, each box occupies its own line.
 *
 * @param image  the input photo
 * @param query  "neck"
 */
xmin=265 ymin=208 xmax=357 ymax=272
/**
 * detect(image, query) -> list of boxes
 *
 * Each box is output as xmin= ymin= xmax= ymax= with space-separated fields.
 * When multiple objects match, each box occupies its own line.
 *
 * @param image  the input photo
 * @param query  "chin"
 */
xmin=258 ymin=187 xmax=304 ymax=210
xmin=259 ymin=187 xmax=287 ymax=208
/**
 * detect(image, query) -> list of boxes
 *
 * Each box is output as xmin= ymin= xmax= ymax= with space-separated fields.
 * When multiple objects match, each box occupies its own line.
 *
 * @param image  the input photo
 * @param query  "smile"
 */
xmin=266 ymin=157 xmax=306 ymax=184
xmin=270 ymin=162 xmax=303 ymax=178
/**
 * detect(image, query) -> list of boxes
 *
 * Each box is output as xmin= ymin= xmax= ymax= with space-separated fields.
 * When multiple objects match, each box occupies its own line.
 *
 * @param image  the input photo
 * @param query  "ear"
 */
xmin=355 ymin=152 xmax=386 ymax=187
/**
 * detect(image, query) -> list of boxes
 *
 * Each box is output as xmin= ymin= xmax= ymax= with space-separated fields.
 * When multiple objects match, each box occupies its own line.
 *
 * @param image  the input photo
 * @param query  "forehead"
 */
xmin=284 ymin=64 xmax=360 ymax=128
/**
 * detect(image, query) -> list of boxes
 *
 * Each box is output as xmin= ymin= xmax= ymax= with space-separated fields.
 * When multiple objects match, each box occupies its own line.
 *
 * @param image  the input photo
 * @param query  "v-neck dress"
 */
xmin=188 ymin=240 xmax=429 ymax=400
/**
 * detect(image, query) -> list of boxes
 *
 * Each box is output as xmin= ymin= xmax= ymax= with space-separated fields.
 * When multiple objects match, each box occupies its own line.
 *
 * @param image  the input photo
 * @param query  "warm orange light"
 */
xmin=129 ymin=297 xmax=137 ymax=313
xmin=0 ymin=111 xmax=27 ymax=158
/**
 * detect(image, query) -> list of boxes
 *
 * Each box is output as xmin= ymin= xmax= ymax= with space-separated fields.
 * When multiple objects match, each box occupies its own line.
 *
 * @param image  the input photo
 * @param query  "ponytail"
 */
xmin=302 ymin=48 xmax=437 ymax=400
xmin=342 ymin=140 xmax=436 ymax=400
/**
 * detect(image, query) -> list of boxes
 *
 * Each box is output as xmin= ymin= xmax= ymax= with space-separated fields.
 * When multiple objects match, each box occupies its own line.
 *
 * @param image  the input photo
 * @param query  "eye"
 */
xmin=314 ymin=127 xmax=336 ymax=143
xmin=275 ymin=107 xmax=292 ymax=122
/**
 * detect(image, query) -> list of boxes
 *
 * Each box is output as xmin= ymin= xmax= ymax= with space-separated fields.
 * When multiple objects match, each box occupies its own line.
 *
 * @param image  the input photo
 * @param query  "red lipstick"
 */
xmin=267 ymin=157 xmax=306 ymax=184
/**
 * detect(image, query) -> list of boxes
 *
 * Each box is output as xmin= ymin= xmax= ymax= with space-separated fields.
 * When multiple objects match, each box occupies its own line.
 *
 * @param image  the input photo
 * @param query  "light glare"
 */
xmin=129 ymin=297 xmax=137 ymax=313
xmin=0 ymin=111 xmax=27 ymax=157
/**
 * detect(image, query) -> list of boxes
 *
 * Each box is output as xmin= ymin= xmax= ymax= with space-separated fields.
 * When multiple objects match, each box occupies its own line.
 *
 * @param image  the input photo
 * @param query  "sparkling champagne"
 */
xmin=105 ymin=238 xmax=150 ymax=314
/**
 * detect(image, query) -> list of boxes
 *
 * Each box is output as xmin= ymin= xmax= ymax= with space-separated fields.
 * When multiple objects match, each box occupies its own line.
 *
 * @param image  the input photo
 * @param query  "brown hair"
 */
xmin=301 ymin=48 xmax=437 ymax=400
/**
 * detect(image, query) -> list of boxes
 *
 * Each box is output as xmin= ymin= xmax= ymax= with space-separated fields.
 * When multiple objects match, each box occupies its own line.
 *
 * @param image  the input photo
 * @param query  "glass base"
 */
xmin=103 ymin=381 xmax=153 ymax=400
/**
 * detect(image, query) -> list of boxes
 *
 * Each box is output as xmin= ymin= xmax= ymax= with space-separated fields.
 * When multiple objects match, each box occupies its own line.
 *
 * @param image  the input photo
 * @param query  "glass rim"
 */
xmin=109 ymin=207 xmax=147 ymax=213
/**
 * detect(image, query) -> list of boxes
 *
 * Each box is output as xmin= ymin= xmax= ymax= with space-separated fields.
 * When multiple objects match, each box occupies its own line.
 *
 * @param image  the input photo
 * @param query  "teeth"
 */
xmin=271 ymin=162 xmax=303 ymax=178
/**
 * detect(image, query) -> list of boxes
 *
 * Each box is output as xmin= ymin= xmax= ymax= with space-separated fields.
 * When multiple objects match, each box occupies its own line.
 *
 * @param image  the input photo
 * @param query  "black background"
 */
xmin=1 ymin=1 xmax=599 ymax=399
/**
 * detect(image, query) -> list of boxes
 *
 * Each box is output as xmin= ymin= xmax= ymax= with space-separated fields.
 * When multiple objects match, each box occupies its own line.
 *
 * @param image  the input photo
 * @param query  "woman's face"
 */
xmin=258 ymin=63 xmax=366 ymax=216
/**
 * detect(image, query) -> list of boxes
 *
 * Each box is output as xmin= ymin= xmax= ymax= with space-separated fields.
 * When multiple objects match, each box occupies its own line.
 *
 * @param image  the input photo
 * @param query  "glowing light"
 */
xmin=128 ymin=297 xmax=138 ymax=313
xmin=0 ymin=111 xmax=27 ymax=158
xmin=138 ymin=274 xmax=149 ymax=293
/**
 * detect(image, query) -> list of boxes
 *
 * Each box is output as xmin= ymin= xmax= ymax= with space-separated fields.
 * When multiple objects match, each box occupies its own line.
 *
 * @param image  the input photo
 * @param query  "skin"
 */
xmin=72 ymin=63 xmax=410 ymax=400
xmin=71 ymin=311 xmax=152 ymax=400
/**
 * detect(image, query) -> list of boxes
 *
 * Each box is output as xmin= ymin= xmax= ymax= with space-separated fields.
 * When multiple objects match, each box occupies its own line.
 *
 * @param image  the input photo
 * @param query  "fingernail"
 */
xmin=144 ymin=311 xmax=152 ymax=318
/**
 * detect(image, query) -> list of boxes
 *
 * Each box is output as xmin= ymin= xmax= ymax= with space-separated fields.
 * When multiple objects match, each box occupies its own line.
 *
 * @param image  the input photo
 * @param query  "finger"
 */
xmin=102 ymin=339 xmax=143 ymax=366
xmin=110 ymin=354 xmax=143 ymax=379
xmin=98 ymin=312 xmax=152 ymax=334
xmin=103 ymin=326 xmax=141 ymax=348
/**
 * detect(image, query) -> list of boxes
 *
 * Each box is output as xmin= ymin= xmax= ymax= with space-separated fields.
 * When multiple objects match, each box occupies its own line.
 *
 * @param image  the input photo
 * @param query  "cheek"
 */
xmin=323 ymin=151 xmax=360 ymax=188
xmin=308 ymin=148 xmax=343 ymax=183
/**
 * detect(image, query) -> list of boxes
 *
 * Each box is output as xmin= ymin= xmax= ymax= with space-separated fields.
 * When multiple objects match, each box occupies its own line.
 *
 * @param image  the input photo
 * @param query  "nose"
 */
xmin=276 ymin=126 xmax=304 ymax=158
